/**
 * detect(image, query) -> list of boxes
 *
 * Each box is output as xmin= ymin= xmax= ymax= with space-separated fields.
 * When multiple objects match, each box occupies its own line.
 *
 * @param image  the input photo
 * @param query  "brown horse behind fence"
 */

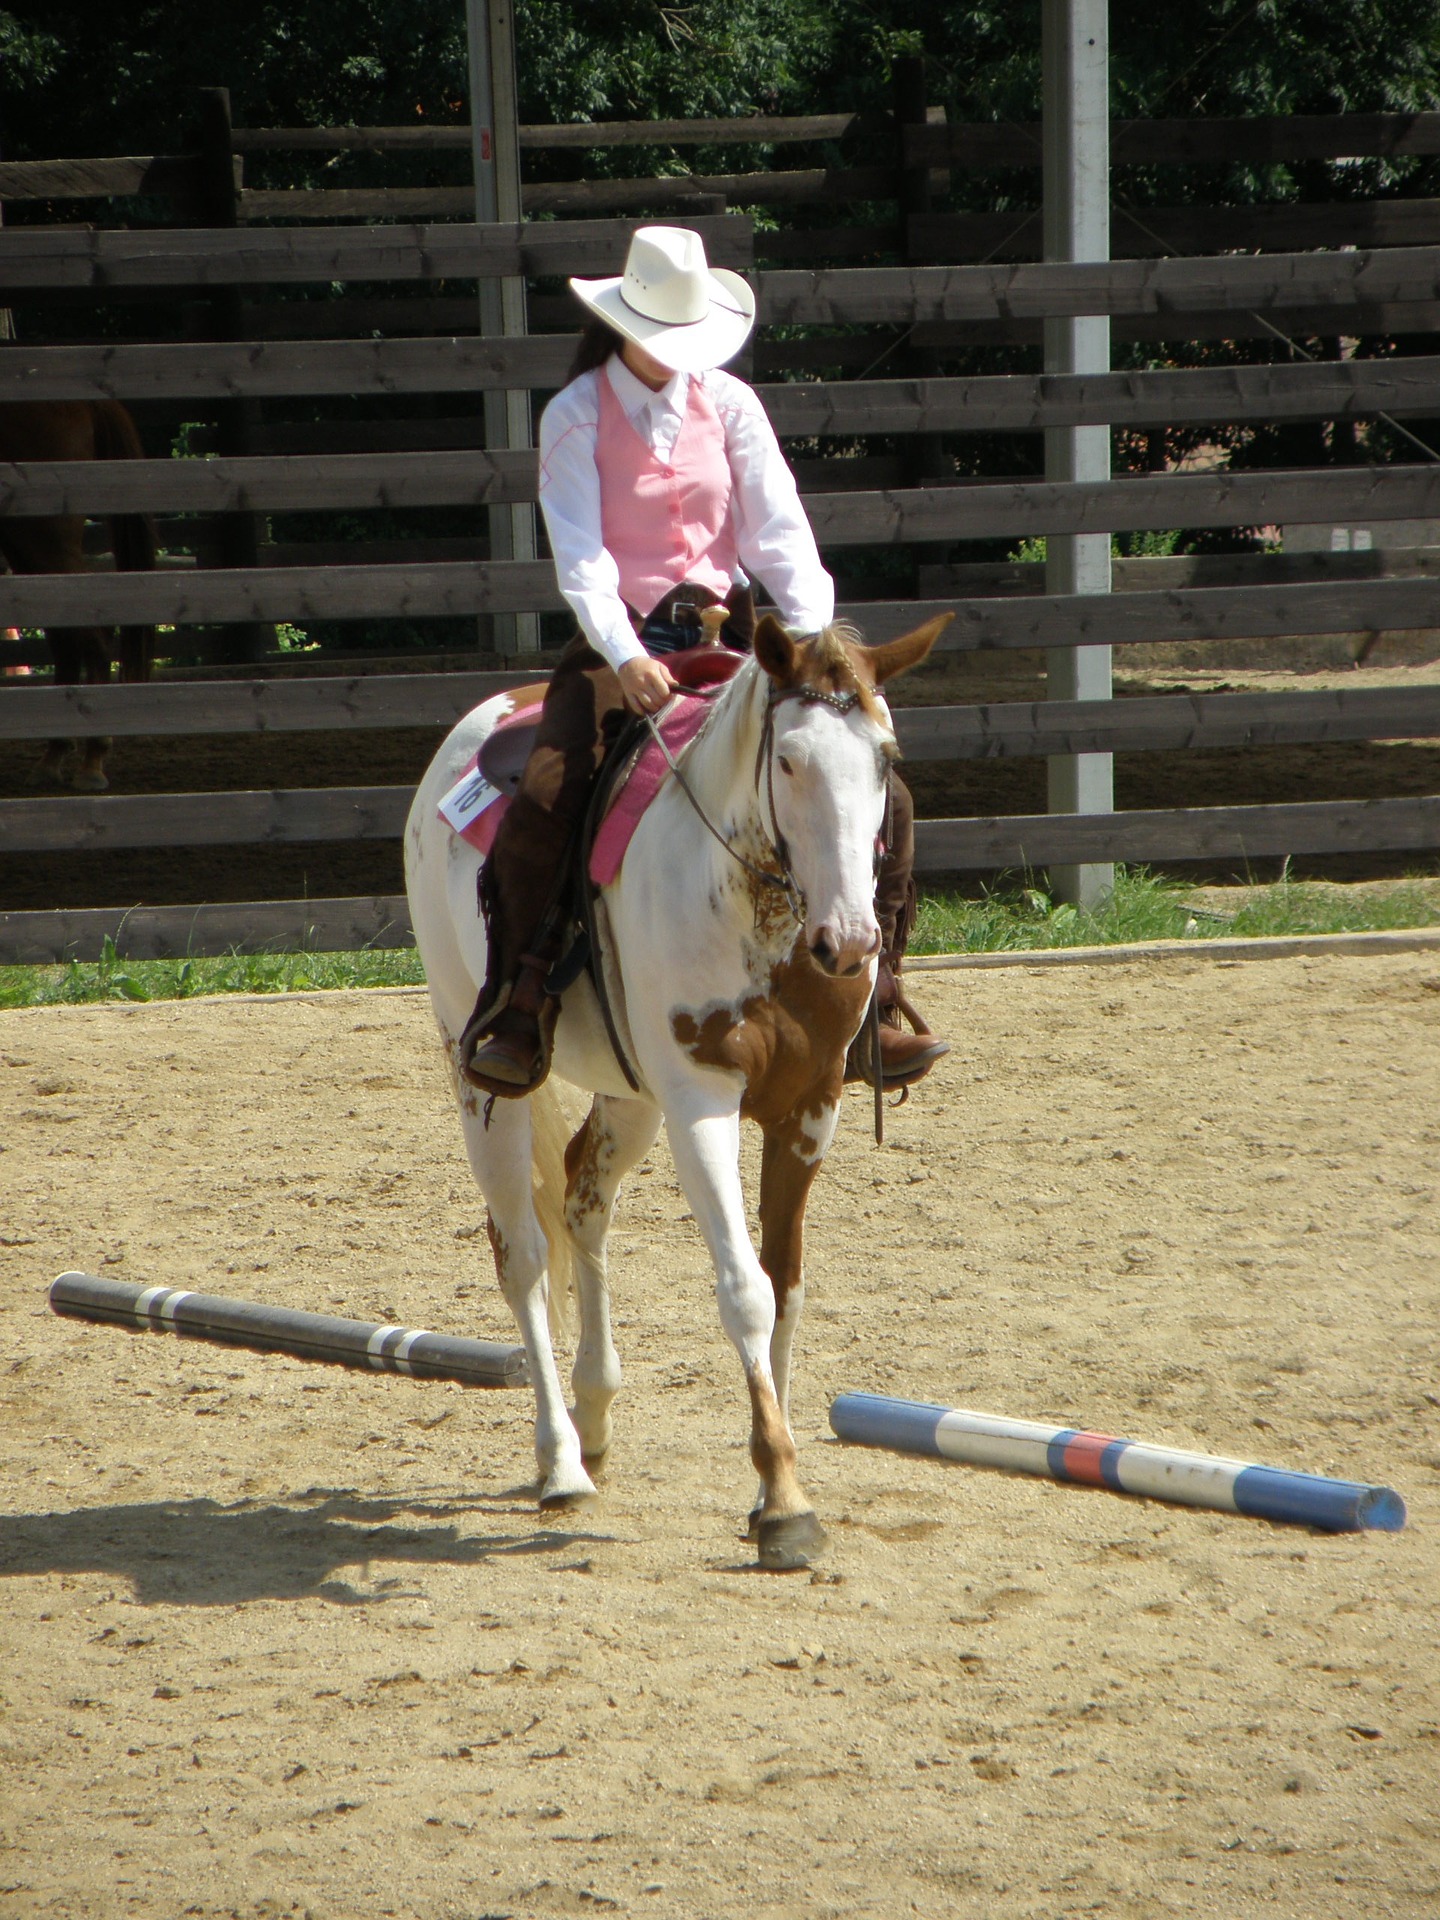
xmin=0 ymin=400 xmax=157 ymax=789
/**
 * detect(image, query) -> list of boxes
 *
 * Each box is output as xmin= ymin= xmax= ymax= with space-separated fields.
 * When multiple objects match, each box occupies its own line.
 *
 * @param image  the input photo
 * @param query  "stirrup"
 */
xmin=457 ymin=950 xmax=559 ymax=1098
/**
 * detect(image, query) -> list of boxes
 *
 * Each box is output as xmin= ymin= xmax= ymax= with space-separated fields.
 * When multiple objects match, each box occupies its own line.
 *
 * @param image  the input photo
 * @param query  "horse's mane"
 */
xmin=802 ymin=622 xmax=893 ymax=731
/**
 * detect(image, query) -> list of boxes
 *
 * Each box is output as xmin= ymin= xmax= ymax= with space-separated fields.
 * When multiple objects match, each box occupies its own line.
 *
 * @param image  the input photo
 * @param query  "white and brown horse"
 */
xmin=405 ymin=613 xmax=947 ymax=1568
xmin=0 ymin=400 xmax=157 ymax=789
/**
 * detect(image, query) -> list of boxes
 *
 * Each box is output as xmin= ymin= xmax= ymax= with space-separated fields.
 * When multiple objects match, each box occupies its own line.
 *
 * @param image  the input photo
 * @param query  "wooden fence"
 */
xmin=1 ymin=103 xmax=1439 ymax=962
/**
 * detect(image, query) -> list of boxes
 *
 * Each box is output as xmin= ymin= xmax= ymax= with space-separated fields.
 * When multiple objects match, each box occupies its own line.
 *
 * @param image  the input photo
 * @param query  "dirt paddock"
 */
xmin=1 ymin=958 xmax=1438 ymax=1919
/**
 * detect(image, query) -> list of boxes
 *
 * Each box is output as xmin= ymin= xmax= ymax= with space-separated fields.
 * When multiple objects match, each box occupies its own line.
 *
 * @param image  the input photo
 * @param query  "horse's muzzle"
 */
xmin=808 ymin=924 xmax=880 ymax=978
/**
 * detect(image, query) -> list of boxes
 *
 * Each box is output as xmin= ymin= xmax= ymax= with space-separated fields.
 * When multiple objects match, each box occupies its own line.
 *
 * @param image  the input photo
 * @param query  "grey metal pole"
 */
xmin=468 ymin=0 xmax=539 ymax=655
xmin=1042 ymin=0 xmax=1114 ymax=909
xmin=51 ymin=1271 xmax=528 ymax=1388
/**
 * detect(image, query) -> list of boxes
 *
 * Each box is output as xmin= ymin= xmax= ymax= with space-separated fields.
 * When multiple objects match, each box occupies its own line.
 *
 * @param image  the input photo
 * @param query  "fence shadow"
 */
xmin=0 ymin=1485 xmax=614 ymax=1607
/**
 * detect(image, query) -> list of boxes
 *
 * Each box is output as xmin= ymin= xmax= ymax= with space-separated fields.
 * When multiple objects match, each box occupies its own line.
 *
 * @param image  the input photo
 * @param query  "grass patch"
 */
xmin=911 ymin=867 xmax=1440 ymax=956
xmin=1 ymin=869 xmax=1436 ymax=1009
xmin=0 ymin=938 xmax=424 ymax=1010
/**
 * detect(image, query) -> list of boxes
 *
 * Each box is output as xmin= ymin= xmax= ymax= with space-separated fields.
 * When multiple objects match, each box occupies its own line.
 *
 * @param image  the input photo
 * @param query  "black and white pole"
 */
xmin=50 ymin=1272 xmax=527 ymax=1389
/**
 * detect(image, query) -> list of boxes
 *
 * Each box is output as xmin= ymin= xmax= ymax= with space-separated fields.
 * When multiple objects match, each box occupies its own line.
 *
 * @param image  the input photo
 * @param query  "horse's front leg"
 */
xmin=664 ymin=1095 xmax=826 ymax=1571
xmin=456 ymin=1091 xmax=593 ymax=1509
xmin=745 ymin=1095 xmax=840 ymax=1534
xmin=563 ymin=1092 xmax=663 ymax=1468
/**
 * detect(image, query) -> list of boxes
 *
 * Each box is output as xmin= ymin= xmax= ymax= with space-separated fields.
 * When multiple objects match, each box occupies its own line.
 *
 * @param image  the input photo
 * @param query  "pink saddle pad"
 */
xmin=440 ymin=645 xmax=742 ymax=879
xmin=588 ymin=692 xmax=715 ymax=888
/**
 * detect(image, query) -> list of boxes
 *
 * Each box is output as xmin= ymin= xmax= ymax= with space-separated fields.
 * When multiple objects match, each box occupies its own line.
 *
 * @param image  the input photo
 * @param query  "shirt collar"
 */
xmin=606 ymin=353 xmax=687 ymax=422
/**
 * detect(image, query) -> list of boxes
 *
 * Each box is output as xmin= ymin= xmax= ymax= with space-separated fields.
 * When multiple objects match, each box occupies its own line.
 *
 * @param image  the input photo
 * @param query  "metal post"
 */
xmin=1042 ymin=0 xmax=1113 ymax=909
xmin=467 ymin=0 xmax=539 ymax=655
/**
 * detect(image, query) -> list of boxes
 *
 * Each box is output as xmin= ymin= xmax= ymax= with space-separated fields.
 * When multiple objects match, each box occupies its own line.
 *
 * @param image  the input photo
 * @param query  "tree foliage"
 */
xmin=2 ymin=1 xmax=1437 ymax=160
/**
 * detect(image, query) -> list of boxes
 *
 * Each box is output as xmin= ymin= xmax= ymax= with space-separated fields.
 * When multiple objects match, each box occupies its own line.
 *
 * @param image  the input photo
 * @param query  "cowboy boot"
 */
xmin=459 ymin=791 xmax=573 ymax=1097
xmin=872 ymin=950 xmax=950 ymax=1088
xmin=460 ymin=939 xmax=563 ymax=1095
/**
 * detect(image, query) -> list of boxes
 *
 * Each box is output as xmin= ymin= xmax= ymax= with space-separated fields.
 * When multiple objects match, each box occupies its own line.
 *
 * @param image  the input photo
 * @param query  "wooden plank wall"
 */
xmin=1 ymin=104 xmax=1439 ymax=959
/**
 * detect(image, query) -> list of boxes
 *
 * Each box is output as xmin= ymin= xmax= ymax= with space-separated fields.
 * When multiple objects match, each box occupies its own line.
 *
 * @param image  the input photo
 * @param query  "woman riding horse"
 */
xmin=461 ymin=225 xmax=947 ymax=1098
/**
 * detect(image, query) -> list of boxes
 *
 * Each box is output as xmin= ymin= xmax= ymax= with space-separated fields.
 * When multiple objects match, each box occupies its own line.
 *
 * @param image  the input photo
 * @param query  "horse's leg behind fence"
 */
xmin=456 ymin=1089 xmax=595 ymax=1509
xmin=563 ymin=1092 xmax=662 ymax=1469
xmin=0 ymin=514 xmax=110 ymax=788
xmin=664 ymin=1095 xmax=826 ymax=1571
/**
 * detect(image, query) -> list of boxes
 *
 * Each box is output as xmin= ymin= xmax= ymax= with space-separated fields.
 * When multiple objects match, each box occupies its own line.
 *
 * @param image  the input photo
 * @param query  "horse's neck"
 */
xmin=681 ymin=657 xmax=770 ymax=850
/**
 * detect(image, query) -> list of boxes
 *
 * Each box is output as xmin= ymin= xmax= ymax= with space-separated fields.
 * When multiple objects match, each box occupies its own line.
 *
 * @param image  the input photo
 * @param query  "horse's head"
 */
xmin=753 ymin=612 xmax=952 ymax=977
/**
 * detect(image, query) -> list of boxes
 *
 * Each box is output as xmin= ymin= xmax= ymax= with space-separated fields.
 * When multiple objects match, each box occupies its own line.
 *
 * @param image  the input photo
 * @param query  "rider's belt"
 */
xmin=628 ymin=582 xmax=756 ymax=659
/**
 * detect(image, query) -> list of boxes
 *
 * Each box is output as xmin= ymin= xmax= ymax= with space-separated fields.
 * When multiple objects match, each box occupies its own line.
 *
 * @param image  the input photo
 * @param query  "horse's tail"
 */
xmin=528 ymin=1081 xmax=576 ymax=1340
xmin=89 ymin=401 xmax=157 ymax=683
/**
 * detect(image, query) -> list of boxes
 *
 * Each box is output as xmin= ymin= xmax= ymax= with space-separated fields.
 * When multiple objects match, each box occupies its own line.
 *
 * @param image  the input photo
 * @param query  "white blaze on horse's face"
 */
xmin=769 ymin=696 xmax=889 ymax=977
xmin=754 ymin=614 xmax=952 ymax=981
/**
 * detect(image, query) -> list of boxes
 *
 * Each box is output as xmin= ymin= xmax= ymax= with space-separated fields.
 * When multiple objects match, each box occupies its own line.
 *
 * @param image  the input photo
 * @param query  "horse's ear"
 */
xmin=866 ymin=612 xmax=954 ymax=685
xmin=753 ymin=613 xmax=799 ymax=685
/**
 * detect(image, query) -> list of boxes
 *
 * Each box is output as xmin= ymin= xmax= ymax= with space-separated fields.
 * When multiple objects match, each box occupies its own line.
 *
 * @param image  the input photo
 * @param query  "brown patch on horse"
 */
xmin=563 ymin=1107 xmax=604 ymax=1227
xmin=758 ymin=1113 xmax=828 ymax=1314
xmin=671 ymin=939 xmax=867 ymax=1318
xmin=745 ymin=1364 xmax=807 ymax=1518
xmin=671 ymin=941 xmax=868 ymax=1131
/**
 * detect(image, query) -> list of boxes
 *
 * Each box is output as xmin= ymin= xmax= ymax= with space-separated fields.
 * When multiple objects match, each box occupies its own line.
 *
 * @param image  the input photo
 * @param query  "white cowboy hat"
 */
xmin=569 ymin=225 xmax=756 ymax=374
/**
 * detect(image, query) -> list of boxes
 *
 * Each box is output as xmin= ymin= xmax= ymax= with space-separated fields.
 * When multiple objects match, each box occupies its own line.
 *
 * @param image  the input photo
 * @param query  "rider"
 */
xmin=460 ymin=225 xmax=948 ymax=1098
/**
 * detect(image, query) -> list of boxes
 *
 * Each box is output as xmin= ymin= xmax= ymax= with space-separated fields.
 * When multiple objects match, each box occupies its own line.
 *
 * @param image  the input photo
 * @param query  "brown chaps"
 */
xmin=466 ymin=585 xmax=919 ymax=1061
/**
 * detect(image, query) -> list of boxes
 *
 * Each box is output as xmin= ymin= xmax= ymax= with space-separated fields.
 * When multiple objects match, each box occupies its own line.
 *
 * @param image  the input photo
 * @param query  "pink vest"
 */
xmin=596 ymin=368 xmax=738 ymax=618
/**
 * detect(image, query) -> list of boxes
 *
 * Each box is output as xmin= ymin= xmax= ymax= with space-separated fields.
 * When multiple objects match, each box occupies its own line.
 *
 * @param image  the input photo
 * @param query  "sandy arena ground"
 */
xmin=1 ymin=959 xmax=1438 ymax=1919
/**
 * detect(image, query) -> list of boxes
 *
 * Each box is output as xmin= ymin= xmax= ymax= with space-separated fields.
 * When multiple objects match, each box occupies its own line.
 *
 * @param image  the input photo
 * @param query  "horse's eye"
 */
xmin=777 ymin=755 xmax=794 ymax=776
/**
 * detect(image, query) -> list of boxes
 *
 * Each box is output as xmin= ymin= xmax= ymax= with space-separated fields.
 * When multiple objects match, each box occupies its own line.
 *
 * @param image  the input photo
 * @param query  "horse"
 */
xmin=0 ymin=400 xmax=157 ymax=790
xmin=405 ymin=610 xmax=949 ymax=1569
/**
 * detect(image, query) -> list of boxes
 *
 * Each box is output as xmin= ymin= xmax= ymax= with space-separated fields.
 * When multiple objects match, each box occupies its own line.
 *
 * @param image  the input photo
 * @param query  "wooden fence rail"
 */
xmin=913 ymin=797 xmax=1440 ymax=870
xmin=6 ymin=571 xmax=1440 ymax=644
xmin=905 ymin=112 xmax=1440 ymax=169
xmin=0 ymin=217 xmax=752 ymax=290
xmin=232 ymin=115 xmax=870 ymax=152
xmin=909 ymin=200 xmax=1440 ymax=264
xmin=221 ymin=111 xmax=1440 ymax=162
xmin=5 ymin=455 xmax=1439 ymax=539
xmin=8 ymin=778 xmax=1440 ymax=864
xmin=4 ymin=230 xmax=1435 ymax=321
xmin=2 ymin=680 xmax=1436 ymax=755
xmin=7 ymin=340 xmax=1438 ymax=433
xmin=0 ymin=897 xmax=413 ymax=966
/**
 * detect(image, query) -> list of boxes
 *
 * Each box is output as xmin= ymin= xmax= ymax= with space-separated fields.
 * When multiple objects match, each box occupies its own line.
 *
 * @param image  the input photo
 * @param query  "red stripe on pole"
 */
xmin=1060 ymin=1431 xmax=1118 ymax=1485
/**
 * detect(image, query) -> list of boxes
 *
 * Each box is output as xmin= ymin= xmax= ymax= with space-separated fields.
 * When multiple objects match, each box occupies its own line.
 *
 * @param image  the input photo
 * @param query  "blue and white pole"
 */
xmin=829 ymin=1392 xmax=1405 ymax=1533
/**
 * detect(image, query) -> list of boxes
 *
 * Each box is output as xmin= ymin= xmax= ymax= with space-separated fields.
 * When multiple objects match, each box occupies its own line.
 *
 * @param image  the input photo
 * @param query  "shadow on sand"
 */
xmin=0 ymin=1484 xmax=615 ymax=1607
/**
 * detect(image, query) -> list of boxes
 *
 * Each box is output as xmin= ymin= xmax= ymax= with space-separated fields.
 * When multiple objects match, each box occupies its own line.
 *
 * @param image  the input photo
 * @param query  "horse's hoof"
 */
xmin=539 ymin=1488 xmax=592 ymax=1513
xmin=743 ymin=1506 xmax=763 ymax=1542
xmin=538 ymin=1465 xmax=597 ymax=1512
xmin=70 ymin=768 xmax=109 ymax=793
xmin=756 ymin=1511 xmax=827 ymax=1572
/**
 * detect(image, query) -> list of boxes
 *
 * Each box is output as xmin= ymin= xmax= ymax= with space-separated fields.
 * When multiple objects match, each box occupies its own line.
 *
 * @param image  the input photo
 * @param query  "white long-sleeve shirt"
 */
xmin=537 ymin=355 xmax=835 ymax=671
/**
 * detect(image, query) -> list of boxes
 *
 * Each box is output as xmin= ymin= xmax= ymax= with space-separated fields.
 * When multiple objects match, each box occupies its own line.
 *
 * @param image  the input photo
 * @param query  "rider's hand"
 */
xmin=618 ymin=654 xmax=677 ymax=716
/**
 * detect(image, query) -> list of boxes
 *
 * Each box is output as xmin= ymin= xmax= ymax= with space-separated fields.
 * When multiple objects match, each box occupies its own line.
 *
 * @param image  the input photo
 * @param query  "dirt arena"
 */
xmin=2 ymin=957 xmax=1438 ymax=1919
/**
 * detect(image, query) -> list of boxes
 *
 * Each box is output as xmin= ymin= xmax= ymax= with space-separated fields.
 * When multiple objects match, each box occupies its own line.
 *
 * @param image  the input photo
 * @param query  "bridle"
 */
xmin=645 ymin=672 xmax=895 ymax=1143
xmin=644 ymin=677 xmax=883 ymax=928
